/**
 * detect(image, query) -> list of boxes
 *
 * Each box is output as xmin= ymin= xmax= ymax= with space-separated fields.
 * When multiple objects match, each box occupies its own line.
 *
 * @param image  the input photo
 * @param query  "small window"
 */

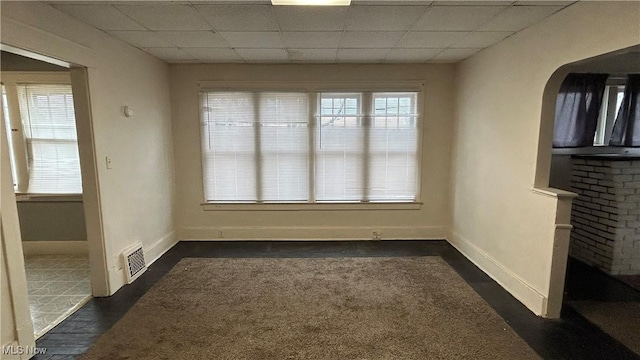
xmin=4 ymin=81 xmax=82 ymax=194
xmin=593 ymin=84 xmax=625 ymax=146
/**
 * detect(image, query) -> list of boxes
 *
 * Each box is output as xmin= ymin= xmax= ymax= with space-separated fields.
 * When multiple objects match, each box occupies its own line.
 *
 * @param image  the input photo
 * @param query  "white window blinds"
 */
xmin=260 ymin=92 xmax=309 ymax=201
xmin=201 ymin=92 xmax=309 ymax=202
xmin=316 ymin=93 xmax=364 ymax=201
xmin=369 ymin=92 xmax=418 ymax=201
xmin=18 ymin=84 xmax=82 ymax=194
xmin=200 ymin=89 xmax=419 ymax=203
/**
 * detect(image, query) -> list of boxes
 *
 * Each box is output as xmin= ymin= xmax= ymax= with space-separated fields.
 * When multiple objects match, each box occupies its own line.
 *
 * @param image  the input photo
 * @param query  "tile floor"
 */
xmin=25 ymin=254 xmax=92 ymax=338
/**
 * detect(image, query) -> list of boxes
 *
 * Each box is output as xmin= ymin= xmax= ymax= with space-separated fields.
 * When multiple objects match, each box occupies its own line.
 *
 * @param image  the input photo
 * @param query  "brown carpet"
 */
xmin=570 ymin=301 xmax=640 ymax=355
xmin=80 ymin=257 xmax=539 ymax=360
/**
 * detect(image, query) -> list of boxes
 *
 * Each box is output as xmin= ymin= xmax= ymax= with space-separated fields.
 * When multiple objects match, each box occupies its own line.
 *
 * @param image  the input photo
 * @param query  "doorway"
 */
xmin=0 ymin=48 xmax=107 ymax=340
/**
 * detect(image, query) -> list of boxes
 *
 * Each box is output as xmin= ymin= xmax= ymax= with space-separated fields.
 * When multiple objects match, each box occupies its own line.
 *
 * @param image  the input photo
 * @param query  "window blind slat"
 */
xmin=18 ymin=84 xmax=81 ymax=194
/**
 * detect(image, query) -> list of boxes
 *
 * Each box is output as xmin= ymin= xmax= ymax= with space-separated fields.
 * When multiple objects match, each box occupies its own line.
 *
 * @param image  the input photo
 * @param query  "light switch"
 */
xmin=105 ymin=156 xmax=113 ymax=169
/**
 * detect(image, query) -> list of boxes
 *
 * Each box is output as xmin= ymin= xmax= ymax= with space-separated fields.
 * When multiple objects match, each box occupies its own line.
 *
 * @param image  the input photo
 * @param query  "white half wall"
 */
xmin=0 ymin=2 xmax=176 ymax=295
xmin=451 ymin=2 xmax=640 ymax=316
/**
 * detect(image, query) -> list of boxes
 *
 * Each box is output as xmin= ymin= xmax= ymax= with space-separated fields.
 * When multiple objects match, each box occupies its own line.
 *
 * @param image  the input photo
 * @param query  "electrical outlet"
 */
xmin=105 ymin=156 xmax=113 ymax=169
xmin=372 ymin=231 xmax=382 ymax=240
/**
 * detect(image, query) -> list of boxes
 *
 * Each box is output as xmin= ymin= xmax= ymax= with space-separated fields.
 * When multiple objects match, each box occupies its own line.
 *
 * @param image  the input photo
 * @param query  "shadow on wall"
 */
xmin=17 ymin=201 xmax=87 ymax=241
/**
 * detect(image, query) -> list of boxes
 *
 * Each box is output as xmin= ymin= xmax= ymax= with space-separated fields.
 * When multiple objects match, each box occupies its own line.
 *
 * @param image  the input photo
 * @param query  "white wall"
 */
xmin=170 ymin=64 xmax=455 ymax=241
xmin=1 ymin=2 xmax=176 ymax=295
xmin=450 ymin=2 xmax=640 ymax=316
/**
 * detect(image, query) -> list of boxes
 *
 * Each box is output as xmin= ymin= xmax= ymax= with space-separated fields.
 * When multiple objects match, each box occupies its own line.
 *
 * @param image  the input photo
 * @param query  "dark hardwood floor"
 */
xmin=31 ymin=240 xmax=640 ymax=360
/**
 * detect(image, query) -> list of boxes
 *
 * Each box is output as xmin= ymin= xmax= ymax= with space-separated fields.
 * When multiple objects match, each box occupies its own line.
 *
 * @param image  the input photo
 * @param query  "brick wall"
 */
xmin=570 ymin=158 xmax=640 ymax=275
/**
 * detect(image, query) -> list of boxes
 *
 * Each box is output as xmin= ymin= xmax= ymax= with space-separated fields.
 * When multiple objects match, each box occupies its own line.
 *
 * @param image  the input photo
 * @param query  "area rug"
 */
xmin=79 ymin=257 xmax=539 ymax=359
xmin=569 ymin=301 xmax=640 ymax=355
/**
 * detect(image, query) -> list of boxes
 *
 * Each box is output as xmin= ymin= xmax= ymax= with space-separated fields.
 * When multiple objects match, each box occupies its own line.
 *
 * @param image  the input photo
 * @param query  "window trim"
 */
xmin=1 ymin=71 xmax=80 ymax=197
xmin=197 ymin=81 xmax=425 ymax=208
xmin=593 ymin=76 xmax=626 ymax=146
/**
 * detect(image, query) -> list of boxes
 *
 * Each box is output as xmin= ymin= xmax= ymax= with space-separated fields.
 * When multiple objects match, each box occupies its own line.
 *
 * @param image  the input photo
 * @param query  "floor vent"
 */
xmin=122 ymin=243 xmax=146 ymax=284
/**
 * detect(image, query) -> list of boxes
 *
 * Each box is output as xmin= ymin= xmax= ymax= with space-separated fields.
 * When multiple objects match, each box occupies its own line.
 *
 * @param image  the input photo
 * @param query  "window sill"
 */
xmin=202 ymin=202 xmax=422 ymax=211
xmin=15 ymin=194 xmax=83 ymax=203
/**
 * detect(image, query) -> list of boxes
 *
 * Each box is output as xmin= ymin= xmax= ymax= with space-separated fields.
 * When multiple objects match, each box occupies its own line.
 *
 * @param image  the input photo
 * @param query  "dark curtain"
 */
xmin=553 ymin=73 xmax=609 ymax=148
xmin=609 ymin=74 xmax=640 ymax=146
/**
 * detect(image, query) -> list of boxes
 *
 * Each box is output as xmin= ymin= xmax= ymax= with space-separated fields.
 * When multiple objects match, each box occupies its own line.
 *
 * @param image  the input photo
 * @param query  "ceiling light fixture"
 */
xmin=271 ymin=0 xmax=351 ymax=5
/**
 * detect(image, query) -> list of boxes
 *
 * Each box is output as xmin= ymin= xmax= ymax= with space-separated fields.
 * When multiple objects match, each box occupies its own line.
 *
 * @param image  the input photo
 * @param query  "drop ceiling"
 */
xmin=49 ymin=1 xmax=576 ymax=64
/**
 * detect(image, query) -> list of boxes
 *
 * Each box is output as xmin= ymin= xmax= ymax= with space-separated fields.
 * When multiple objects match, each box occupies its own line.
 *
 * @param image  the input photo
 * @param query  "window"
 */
xmin=200 ymin=88 xmax=420 ymax=204
xmin=2 ymin=86 xmax=18 ymax=190
xmin=593 ymin=82 xmax=625 ymax=146
xmin=201 ymin=92 xmax=309 ymax=202
xmin=2 ymin=74 xmax=82 ymax=195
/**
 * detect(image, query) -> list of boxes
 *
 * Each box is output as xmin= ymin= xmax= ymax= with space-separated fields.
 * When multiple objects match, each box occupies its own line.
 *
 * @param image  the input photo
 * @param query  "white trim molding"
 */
xmin=178 ymin=225 xmax=446 ymax=241
xmin=448 ymin=230 xmax=547 ymax=316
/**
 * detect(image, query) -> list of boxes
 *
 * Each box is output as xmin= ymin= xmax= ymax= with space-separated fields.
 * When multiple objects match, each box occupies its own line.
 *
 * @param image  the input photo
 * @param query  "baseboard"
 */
xmin=145 ymin=231 xmax=178 ymax=265
xmin=448 ymin=230 xmax=547 ymax=316
xmin=107 ymin=231 xmax=177 ymax=296
xmin=22 ymin=240 xmax=88 ymax=256
xmin=178 ymin=225 xmax=447 ymax=241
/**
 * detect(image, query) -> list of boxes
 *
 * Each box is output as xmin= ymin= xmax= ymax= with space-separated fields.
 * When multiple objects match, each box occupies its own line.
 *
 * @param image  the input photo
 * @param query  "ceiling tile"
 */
xmin=142 ymin=47 xmax=195 ymax=62
xmin=219 ymin=32 xmax=283 ymax=48
xmin=337 ymin=48 xmax=390 ymax=62
xmin=183 ymin=48 xmax=242 ymax=62
xmin=396 ymin=31 xmax=468 ymax=48
xmin=450 ymin=31 xmax=512 ymax=48
xmin=281 ymin=32 xmax=343 ymax=49
xmin=115 ymin=5 xmax=211 ymax=31
xmin=346 ymin=6 xmax=427 ymax=31
xmin=195 ymin=5 xmax=279 ymax=31
xmin=109 ymin=31 xmax=173 ymax=48
xmin=478 ymin=5 xmax=564 ymax=31
xmin=287 ymin=49 xmax=337 ymax=62
xmin=236 ymin=48 xmax=289 ymax=62
xmin=432 ymin=48 xmax=482 ymax=62
xmin=275 ymin=7 xmax=349 ymax=31
xmin=53 ymin=5 xmax=146 ymax=31
xmin=385 ymin=48 xmax=443 ymax=62
xmin=413 ymin=5 xmax=507 ymax=31
xmin=155 ymin=31 xmax=229 ymax=48
xmin=340 ymin=31 xmax=405 ymax=49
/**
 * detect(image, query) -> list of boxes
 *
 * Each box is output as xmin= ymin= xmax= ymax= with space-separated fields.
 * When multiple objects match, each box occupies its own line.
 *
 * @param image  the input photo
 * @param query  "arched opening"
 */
xmin=536 ymin=44 xmax=640 ymax=339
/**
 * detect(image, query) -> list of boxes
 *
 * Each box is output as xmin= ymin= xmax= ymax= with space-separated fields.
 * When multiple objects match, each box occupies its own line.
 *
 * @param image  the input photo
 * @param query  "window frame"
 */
xmin=593 ymin=77 xmax=626 ymax=146
xmin=1 ymin=71 xmax=82 ymax=200
xmin=197 ymin=81 xmax=425 ymax=211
